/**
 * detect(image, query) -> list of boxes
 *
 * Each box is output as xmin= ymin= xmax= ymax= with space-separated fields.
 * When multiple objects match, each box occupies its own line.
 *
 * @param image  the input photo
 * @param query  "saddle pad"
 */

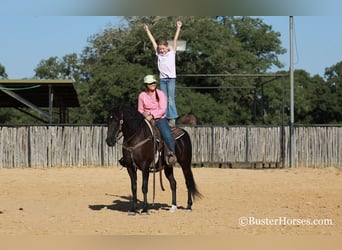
xmin=171 ymin=127 xmax=185 ymax=140
xmin=145 ymin=119 xmax=185 ymax=141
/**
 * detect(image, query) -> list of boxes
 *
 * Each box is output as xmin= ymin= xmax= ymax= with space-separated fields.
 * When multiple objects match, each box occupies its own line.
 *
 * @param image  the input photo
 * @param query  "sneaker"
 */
xmin=168 ymin=119 xmax=176 ymax=127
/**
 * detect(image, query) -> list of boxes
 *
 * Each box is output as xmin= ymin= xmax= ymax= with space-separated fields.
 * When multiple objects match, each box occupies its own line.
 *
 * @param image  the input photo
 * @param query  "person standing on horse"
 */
xmin=138 ymin=75 xmax=177 ymax=166
xmin=143 ymin=20 xmax=182 ymax=127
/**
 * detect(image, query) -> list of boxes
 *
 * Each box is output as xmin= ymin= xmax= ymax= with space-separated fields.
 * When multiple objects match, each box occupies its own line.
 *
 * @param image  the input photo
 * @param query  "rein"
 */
xmin=122 ymin=137 xmax=152 ymax=152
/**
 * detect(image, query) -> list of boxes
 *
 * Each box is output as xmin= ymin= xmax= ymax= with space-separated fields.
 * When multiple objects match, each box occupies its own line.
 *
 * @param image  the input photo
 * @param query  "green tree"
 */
xmin=78 ymin=16 xmax=286 ymax=124
xmin=259 ymin=68 xmax=340 ymax=125
xmin=324 ymin=61 xmax=342 ymax=122
xmin=0 ymin=64 xmax=8 ymax=79
xmin=292 ymin=70 xmax=328 ymax=124
xmin=35 ymin=53 xmax=81 ymax=81
xmin=79 ymin=26 xmax=151 ymax=123
xmin=34 ymin=53 xmax=91 ymax=123
xmin=6 ymin=16 xmax=287 ymax=125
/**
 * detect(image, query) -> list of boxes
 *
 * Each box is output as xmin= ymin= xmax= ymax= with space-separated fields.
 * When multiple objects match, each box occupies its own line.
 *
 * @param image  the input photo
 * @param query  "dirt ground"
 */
xmin=0 ymin=166 xmax=341 ymax=236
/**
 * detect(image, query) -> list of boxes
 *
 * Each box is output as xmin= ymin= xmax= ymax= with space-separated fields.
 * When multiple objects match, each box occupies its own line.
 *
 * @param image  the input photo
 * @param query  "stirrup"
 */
xmin=166 ymin=152 xmax=177 ymax=166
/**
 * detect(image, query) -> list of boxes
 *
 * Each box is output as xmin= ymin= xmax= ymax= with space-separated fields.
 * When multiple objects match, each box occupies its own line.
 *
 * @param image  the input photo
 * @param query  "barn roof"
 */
xmin=0 ymin=79 xmax=80 ymax=123
xmin=0 ymin=79 xmax=79 ymax=108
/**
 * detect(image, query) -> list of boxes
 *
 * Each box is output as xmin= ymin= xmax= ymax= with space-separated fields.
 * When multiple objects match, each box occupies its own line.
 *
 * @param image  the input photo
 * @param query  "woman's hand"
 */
xmin=146 ymin=114 xmax=153 ymax=121
xmin=143 ymin=112 xmax=153 ymax=121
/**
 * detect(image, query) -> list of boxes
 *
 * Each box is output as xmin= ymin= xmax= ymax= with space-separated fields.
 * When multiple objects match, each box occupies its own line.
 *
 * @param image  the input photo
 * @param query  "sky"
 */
xmin=1 ymin=16 xmax=342 ymax=79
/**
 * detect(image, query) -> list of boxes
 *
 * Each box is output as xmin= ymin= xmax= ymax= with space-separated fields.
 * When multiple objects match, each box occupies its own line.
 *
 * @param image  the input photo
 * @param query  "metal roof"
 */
xmin=0 ymin=79 xmax=79 ymax=107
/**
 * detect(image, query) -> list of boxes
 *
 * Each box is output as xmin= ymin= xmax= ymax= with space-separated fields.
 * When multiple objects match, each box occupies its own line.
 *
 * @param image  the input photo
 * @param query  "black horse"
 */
xmin=106 ymin=104 xmax=201 ymax=215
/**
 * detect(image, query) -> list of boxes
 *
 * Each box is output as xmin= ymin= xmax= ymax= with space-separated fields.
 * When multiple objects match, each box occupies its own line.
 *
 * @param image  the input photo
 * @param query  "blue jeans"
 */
xmin=156 ymin=118 xmax=175 ymax=152
xmin=159 ymin=78 xmax=178 ymax=120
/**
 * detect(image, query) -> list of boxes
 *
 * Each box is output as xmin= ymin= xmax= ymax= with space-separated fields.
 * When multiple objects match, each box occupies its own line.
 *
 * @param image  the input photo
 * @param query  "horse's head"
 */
xmin=177 ymin=112 xmax=197 ymax=126
xmin=106 ymin=107 xmax=123 ymax=147
xmin=106 ymin=104 xmax=145 ymax=146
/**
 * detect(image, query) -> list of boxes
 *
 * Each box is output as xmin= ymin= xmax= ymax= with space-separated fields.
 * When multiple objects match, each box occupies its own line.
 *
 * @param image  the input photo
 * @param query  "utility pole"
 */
xmin=290 ymin=16 xmax=295 ymax=168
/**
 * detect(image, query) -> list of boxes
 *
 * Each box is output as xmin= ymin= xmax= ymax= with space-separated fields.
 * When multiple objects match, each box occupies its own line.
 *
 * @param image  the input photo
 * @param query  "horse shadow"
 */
xmin=88 ymin=193 xmax=176 ymax=213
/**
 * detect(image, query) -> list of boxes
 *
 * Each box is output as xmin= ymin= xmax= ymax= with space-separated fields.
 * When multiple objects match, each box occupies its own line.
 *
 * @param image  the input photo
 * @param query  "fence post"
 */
xmin=210 ymin=126 xmax=214 ymax=163
xmin=280 ymin=125 xmax=285 ymax=167
xmin=27 ymin=126 xmax=31 ymax=167
xmin=101 ymin=125 xmax=104 ymax=166
xmin=245 ymin=126 xmax=249 ymax=164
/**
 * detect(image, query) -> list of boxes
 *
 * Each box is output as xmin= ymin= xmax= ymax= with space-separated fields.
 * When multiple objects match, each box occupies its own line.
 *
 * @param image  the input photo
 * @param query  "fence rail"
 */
xmin=0 ymin=125 xmax=341 ymax=168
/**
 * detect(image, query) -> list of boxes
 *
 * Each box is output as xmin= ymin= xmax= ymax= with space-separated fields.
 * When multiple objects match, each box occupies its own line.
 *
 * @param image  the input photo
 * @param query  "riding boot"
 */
xmin=119 ymin=157 xmax=128 ymax=168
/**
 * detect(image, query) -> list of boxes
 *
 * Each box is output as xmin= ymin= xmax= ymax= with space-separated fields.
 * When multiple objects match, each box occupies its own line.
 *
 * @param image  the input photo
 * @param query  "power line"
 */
xmin=177 ymin=86 xmax=255 ymax=89
xmin=177 ymin=73 xmax=288 ymax=78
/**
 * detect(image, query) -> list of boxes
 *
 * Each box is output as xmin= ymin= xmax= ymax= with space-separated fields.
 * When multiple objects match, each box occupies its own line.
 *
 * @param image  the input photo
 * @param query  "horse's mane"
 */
xmin=111 ymin=104 xmax=145 ymax=132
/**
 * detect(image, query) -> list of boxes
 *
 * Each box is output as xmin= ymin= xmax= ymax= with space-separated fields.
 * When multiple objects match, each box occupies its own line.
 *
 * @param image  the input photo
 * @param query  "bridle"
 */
xmin=112 ymin=111 xmax=153 ymax=157
xmin=115 ymin=112 xmax=124 ymax=143
xmin=110 ymin=112 xmax=124 ymax=144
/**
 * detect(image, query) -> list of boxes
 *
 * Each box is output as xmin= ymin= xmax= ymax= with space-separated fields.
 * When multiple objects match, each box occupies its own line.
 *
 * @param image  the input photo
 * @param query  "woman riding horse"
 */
xmin=138 ymin=75 xmax=177 ymax=166
xmin=106 ymin=75 xmax=202 ymax=215
xmin=119 ymin=75 xmax=176 ymax=168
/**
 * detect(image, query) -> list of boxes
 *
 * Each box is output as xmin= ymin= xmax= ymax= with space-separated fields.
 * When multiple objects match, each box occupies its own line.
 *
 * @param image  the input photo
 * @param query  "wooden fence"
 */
xmin=0 ymin=125 xmax=341 ymax=168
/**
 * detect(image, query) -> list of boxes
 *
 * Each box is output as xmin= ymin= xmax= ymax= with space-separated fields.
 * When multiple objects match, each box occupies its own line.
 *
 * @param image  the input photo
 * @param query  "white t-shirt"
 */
xmin=156 ymin=49 xmax=176 ymax=79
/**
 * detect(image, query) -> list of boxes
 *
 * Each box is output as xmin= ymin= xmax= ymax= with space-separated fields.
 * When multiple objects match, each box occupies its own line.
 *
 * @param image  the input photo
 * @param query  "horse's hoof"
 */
xmin=141 ymin=210 xmax=149 ymax=215
xmin=186 ymin=208 xmax=192 ymax=212
xmin=169 ymin=205 xmax=177 ymax=213
xmin=128 ymin=211 xmax=136 ymax=216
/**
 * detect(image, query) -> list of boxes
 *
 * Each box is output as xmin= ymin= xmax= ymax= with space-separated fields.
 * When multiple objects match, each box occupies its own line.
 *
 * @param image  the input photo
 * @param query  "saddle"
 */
xmin=146 ymin=119 xmax=185 ymax=172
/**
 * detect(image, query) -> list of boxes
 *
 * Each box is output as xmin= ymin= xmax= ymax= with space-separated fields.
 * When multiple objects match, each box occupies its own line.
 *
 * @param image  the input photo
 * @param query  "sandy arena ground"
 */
xmin=0 ymin=166 xmax=341 ymax=236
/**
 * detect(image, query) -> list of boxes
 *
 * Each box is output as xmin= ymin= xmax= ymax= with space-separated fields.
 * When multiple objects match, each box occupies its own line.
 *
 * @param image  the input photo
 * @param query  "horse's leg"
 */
xmin=141 ymin=168 xmax=150 ymax=214
xmin=126 ymin=167 xmax=138 ymax=215
xmin=164 ymin=167 xmax=177 ymax=212
xmin=184 ymin=169 xmax=193 ymax=211
xmin=176 ymin=133 xmax=201 ymax=211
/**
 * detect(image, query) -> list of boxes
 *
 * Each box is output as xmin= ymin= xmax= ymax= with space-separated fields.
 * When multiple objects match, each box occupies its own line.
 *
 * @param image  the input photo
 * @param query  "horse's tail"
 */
xmin=186 ymin=170 xmax=203 ymax=201
xmin=179 ymin=130 xmax=203 ymax=201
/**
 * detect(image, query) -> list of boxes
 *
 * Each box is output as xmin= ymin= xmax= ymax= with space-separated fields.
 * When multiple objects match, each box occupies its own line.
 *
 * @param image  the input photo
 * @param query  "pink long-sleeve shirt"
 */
xmin=138 ymin=89 xmax=167 ymax=119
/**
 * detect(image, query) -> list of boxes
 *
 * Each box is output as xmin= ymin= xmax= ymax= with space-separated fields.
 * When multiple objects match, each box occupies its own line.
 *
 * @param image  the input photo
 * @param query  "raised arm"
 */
xmin=143 ymin=24 xmax=158 ymax=51
xmin=173 ymin=21 xmax=182 ymax=51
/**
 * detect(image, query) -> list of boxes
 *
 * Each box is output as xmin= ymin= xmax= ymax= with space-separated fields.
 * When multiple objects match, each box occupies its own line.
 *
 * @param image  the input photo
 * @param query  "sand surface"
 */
xmin=0 ymin=166 xmax=341 ymax=236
